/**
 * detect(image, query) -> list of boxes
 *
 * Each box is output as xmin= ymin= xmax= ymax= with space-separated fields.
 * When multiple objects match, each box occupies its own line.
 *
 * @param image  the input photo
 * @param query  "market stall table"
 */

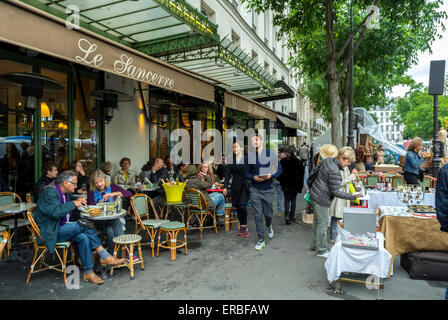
xmin=0 ymin=202 xmax=35 ymax=262
xmin=367 ymin=190 xmax=435 ymax=212
xmin=378 ymin=208 xmax=448 ymax=277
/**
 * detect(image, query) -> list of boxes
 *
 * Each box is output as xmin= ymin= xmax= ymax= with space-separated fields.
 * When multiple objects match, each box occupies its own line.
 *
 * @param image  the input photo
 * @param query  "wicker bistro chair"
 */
xmin=25 ymin=192 xmax=35 ymax=204
xmin=185 ymin=188 xmax=218 ymax=239
xmin=110 ymin=234 xmax=144 ymax=280
xmin=157 ymin=221 xmax=187 ymax=261
xmin=224 ymin=203 xmax=239 ymax=232
xmin=0 ymin=228 xmax=9 ymax=261
xmin=385 ymin=173 xmax=398 ymax=185
xmin=0 ymin=192 xmax=32 ymax=255
xmin=364 ymin=174 xmax=380 ymax=187
xmin=421 ymin=175 xmax=434 ymax=189
xmin=26 ymin=207 xmax=75 ymax=284
xmin=160 ymin=191 xmax=189 ymax=223
xmin=130 ymin=193 xmax=170 ymax=258
xmin=391 ymin=175 xmax=405 ymax=189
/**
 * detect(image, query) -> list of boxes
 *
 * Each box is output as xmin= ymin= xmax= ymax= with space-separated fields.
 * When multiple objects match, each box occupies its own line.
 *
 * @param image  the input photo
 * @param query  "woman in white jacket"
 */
xmin=329 ymin=147 xmax=358 ymax=242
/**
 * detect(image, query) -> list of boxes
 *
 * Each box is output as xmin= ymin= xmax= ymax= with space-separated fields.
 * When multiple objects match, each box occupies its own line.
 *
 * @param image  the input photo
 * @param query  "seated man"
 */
xmin=34 ymin=170 xmax=125 ymax=285
xmin=185 ymin=164 xmax=225 ymax=217
xmin=34 ymin=161 xmax=58 ymax=202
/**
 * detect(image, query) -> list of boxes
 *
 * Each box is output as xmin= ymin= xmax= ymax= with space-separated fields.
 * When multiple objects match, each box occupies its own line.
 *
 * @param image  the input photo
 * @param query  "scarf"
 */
xmin=93 ymin=186 xmax=112 ymax=203
xmin=56 ymin=184 xmax=73 ymax=226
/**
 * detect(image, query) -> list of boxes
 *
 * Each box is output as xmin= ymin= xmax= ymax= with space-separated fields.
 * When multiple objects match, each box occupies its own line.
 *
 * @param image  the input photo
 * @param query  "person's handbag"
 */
xmin=306 ymin=162 xmax=322 ymax=188
xmin=77 ymin=218 xmax=96 ymax=229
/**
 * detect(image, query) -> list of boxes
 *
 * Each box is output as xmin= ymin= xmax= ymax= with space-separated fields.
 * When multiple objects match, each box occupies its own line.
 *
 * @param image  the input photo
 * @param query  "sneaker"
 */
xmin=285 ymin=219 xmax=290 ymax=225
xmin=317 ymin=252 xmax=329 ymax=258
xmin=254 ymin=240 xmax=266 ymax=251
xmin=241 ymin=227 xmax=249 ymax=238
xmin=267 ymin=225 xmax=274 ymax=239
xmin=276 ymin=212 xmax=284 ymax=217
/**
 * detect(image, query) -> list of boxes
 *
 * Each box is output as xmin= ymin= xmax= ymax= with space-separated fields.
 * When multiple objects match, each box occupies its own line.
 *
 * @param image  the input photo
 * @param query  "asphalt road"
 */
xmin=0 ymin=190 xmax=446 ymax=300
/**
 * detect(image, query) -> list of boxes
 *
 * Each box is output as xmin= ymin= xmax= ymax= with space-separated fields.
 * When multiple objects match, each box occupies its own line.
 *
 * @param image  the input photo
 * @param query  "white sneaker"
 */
xmin=317 ymin=252 xmax=329 ymax=258
xmin=254 ymin=240 xmax=266 ymax=251
xmin=267 ymin=225 xmax=274 ymax=239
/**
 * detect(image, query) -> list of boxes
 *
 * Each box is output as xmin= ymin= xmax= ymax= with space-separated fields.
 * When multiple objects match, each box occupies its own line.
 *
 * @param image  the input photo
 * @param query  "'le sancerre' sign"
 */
xmin=76 ymin=38 xmax=175 ymax=89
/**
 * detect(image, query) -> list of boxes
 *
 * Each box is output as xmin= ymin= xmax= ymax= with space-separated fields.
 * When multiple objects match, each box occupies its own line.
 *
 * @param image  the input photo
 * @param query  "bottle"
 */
xmin=116 ymin=195 xmax=122 ymax=213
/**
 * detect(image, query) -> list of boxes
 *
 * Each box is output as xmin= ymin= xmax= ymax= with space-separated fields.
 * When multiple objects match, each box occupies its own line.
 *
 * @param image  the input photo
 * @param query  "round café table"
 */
xmin=80 ymin=207 xmax=126 ymax=279
xmin=0 ymin=202 xmax=36 ymax=262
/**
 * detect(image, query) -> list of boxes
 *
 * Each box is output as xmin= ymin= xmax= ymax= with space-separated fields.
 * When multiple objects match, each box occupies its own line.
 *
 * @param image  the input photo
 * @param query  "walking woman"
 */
xmin=278 ymin=145 xmax=304 ymax=224
xmin=403 ymin=137 xmax=428 ymax=185
xmin=223 ymin=140 xmax=250 ymax=237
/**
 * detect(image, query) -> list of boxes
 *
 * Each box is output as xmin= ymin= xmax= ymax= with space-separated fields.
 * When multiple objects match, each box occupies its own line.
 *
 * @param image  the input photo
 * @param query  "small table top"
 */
xmin=80 ymin=209 xmax=127 ymax=221
xmin=0 ymin=202 xmax=35 ymax=214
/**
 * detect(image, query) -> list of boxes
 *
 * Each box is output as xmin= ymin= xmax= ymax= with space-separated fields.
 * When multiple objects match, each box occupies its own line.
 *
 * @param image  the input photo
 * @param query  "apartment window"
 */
xmin=264 ymin=61 xmax=270 ymax=71
xmin=200 ymin=1 xmax=216 ymax=23
xmin=264 ymin=11 xmax=270 ymax=46
xmin=251 ymin=50 xmax=258 ymax=63
xmin=231 ymin=30 xmax=241 ymax=47
xmin=231 ymin=0 xmax=238 ymax=9
xmin=251 ymin=8 xmax=258 ymax=32
xmin=272 ymin=69 xmax=277 ymax=80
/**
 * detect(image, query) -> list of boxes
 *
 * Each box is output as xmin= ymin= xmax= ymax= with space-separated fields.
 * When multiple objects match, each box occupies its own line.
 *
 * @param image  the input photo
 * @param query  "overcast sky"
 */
xmin=389 ymin=0 xmax=448 ymax=98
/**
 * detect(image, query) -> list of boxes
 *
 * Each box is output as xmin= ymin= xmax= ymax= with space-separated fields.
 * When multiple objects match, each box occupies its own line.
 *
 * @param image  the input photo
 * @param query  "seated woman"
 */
xmin=186 ymin=163 xmax=225 ymax=217
xmin=112 ymin=157 xmax=137 ymax=186
xmin=87 ymin=170 xmax=135 ymax=260
xmin=100 ymin=161 xmax=113 ymax=183
xmin=69 ymin=160 xmax=89 ymax=195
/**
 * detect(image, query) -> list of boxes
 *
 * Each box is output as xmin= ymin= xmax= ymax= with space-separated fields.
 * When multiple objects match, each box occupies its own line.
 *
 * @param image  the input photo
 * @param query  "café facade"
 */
xmin=0 ymin=0 xmax=295 ymax=198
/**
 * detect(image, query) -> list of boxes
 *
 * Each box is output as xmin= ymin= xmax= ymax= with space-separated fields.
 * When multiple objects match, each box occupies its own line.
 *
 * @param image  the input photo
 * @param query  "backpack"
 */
xmin=307 ymin=162 xmax=322 ymax=188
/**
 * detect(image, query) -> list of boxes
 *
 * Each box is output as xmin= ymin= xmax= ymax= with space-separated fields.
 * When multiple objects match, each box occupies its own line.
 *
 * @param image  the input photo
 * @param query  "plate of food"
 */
xmin=408 ymin=205 xmax=437 ymax=214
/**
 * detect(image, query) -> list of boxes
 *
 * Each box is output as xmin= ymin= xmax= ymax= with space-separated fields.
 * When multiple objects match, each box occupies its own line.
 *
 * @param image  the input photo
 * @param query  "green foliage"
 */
xmin=242 ymin=0 xmax=446 ymax=145
xmin=392 ymin=87 xmax=448 ymax=140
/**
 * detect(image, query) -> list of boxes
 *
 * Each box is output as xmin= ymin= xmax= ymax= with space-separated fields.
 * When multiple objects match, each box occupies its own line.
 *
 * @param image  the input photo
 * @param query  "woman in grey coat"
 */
xmin=309 ymin=145 xmax=359 ymax=258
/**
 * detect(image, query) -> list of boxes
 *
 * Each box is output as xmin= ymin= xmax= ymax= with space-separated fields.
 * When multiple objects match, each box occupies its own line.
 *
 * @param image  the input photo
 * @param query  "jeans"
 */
xmin=57 ymin=222 xmax=102 ymax=271
xmin=210 ymin=192 xmax=225 ymax=216
xmin=273 ymin=180 xmax=283 ymax=213
xmin=98 ymin=219 xmax=124 ymax=251
xmin=311 ymin=202 xmax=330 ymax=254
xmin=284 ymin=191 xmax=297 ymax=221
xmin=330 ymin=216 xmax=341 ymax=240
xmin=250 ymin=187 xmax=274 ymax=241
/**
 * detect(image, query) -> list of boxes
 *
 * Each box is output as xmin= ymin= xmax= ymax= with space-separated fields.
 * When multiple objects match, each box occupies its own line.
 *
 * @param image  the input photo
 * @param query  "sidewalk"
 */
xmin=0 ymin=192 xmax=445 ymax=300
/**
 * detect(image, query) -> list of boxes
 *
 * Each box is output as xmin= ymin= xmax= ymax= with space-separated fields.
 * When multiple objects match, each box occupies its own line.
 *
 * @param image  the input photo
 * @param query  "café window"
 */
xmin=40 ymin=68 xmax=68 ymax=171
xmin=0 ymin=59 xmax=33 ymax=195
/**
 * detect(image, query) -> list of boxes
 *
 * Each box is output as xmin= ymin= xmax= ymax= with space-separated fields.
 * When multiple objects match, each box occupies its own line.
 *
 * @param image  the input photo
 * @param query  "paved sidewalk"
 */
xmin=0 ymin=192 xmax=445 ymax=300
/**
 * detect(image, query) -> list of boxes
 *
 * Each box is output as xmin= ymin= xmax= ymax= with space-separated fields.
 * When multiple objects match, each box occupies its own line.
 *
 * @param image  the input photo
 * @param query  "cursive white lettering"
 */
xmin=75 ymin=38 xmax=103 ymax=67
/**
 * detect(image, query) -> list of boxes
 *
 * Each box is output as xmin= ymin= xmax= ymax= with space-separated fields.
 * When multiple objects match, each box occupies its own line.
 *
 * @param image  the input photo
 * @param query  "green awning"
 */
xmin=277 ymin=114 xmax=301 ymax=129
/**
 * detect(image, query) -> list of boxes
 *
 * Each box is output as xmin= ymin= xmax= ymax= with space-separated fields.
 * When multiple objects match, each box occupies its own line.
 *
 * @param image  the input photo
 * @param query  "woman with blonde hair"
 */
xmin=309 ymin=145 xmax=359 ymax=258
xmin=328 ymin=147 xmax=358 ymax=242
xmin=87 ymin=170 xmax=133 ymax=258
xmin=403 ymin=137 xmax=428 ymax=184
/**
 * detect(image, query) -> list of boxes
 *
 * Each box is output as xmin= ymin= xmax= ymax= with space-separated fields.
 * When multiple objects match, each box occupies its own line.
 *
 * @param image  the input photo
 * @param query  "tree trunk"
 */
xmin=329 ymin=77 xmax=342 ymax=149
xmin=342 ymin=98 xmax=347 ymax=147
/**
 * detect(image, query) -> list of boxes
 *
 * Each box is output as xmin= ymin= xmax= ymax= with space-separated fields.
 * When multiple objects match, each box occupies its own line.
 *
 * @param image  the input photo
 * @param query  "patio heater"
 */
xmin=0 ymin=72 xmax=64 ymax=111
xmin=88 ymin=89 xmax=133 ymax=123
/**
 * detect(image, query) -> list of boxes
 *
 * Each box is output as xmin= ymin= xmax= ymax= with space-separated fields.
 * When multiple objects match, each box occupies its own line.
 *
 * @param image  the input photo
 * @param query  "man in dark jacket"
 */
xmin=436 ymin=161 xmax=448 ymax=299
xmin=245 ymin=132 xmax=282 ymax=251
xmin=309 ymin=147 xmax=358 ymax=258
xmin=34 ymin=170 xmax=124 ymax=285
xmin=34 ymin=162 xmax=58 ymax=202
xmin=279 ymin=145 xmax=304 ymax=225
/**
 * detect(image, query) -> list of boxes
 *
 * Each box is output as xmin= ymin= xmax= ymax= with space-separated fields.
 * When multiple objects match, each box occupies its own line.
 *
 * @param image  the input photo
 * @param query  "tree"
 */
xmin=392 ymin=86 xmax=448 ymax=140
xmin=242 ymin=0 xmax=446 ymax=148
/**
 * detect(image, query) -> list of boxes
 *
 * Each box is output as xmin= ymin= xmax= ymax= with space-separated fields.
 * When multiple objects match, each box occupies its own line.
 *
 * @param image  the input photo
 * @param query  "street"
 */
xmin=0 ymin=191 xmax=445 ymax=300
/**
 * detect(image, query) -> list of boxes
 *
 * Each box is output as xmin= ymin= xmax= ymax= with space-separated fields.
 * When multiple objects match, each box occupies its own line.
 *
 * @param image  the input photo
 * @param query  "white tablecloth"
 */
xmin=367 ymin=191 xmax=435 ymax=212
xmin=325 ymin=232 xmax=392 ymax=283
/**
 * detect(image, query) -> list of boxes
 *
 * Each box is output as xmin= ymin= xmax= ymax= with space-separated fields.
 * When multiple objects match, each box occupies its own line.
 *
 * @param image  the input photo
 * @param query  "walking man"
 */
xmin=245 ymin=131 xmax=282 ymax=251
xmin=299 ymin=142 xmax=310 ymax=166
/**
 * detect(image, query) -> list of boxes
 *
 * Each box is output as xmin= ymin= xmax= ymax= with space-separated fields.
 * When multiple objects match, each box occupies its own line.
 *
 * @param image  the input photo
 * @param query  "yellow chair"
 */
xmin=26 ymin=192 xmax=35 ymax=204
xmin=26 ymin=207 xmax=75 ymax=283
xmin=185 ymin=188 xmax=218 ymax=239
xmin=157 ymin=221 xmax=187 ymax=261
xmin=0 ymin=228 xmax=9 ymax=261
xmin=130 ymin=193 xmax=169 ymax=258
xmin=224 ymin=203 xmax=239 ymax=232
xmin=0 ymin=192 xmax=31 ymax=255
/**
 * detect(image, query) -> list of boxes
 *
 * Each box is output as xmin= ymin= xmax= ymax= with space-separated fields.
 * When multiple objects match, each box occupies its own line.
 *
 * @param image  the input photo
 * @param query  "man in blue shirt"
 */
xmin=245 ymin=131 xmax=282 ymax=251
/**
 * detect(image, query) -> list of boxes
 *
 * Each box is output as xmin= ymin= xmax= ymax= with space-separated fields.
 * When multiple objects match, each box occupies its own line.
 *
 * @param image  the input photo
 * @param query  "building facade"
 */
xmin=369 ymin=106 xmax=405 ymax=144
